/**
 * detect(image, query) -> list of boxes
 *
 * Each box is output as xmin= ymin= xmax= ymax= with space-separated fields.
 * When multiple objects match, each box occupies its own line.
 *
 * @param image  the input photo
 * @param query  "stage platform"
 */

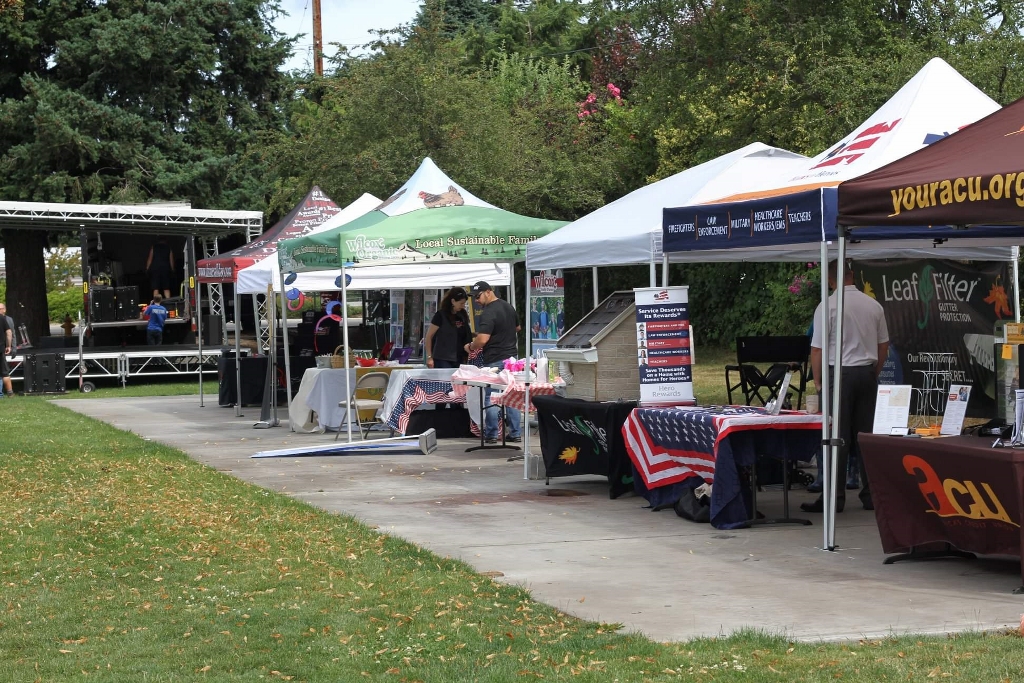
xmin=7 ymin=344 xmax=235 ymax=390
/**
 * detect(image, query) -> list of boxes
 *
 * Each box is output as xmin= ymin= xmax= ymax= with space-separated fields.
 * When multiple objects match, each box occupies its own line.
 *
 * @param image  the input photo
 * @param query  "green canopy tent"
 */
xmin=278 ymin=157 xmax=566 ymax=441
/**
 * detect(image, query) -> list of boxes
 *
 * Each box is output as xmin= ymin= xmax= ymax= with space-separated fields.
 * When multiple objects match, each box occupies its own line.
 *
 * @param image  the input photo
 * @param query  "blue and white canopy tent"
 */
xmin=659 ymin=58 xmax=1024 ymax=551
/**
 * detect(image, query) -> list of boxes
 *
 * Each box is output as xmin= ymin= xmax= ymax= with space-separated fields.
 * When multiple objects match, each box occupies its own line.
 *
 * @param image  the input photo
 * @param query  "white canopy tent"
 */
xmin=526 ymin=142 xmax=810 ymax=274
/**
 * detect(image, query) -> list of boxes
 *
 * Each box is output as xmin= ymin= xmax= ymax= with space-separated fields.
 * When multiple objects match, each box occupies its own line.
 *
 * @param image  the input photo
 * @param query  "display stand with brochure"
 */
xmin=939 ymin=384 xmax=972 ymax=436
xmin=872 ymin=385 xmax=913 ymax=435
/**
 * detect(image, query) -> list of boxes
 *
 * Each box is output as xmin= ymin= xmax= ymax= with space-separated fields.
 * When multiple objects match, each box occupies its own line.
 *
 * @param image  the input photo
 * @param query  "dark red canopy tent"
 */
xmin=838 ymin=96 xmax=1024 ymax=226
xmin=197 ymin=187 xmax=340 ymax=283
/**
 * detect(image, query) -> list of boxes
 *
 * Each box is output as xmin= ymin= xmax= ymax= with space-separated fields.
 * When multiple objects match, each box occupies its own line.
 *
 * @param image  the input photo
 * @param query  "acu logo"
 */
xmin=903 ymin=455 xmax=1018 ymax=526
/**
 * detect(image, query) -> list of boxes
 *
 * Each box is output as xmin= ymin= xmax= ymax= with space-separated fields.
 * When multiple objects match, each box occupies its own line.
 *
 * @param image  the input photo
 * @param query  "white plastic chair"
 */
xmin=336 ymin=371 xmax=391 ymax=440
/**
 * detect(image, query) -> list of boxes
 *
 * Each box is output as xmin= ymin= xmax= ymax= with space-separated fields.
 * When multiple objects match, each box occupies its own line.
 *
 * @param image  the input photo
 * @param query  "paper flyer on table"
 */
xmin=939 ymin=384 xmax=972 ymax=436
xmin=872 ymin=385 xmax=912 ymax=434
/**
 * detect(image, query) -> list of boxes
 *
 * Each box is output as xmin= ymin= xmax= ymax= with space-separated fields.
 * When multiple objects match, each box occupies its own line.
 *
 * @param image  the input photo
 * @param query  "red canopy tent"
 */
xmin=197 ymin=187 xmax=340 ymax=283
xmin=839 ymin=95 xmax=1024 ymax=226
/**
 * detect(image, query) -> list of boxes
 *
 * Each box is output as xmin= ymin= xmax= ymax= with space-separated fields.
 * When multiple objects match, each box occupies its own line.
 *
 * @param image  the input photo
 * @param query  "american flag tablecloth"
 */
xmin=383 ymin=379 xmax=464 ymax=434
xmin=623 ymin=406 xmax=822 ymax=528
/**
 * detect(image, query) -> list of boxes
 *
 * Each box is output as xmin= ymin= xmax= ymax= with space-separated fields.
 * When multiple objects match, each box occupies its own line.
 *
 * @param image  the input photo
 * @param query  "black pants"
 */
xmin=832 ymin=365 xmax=876 ymax=507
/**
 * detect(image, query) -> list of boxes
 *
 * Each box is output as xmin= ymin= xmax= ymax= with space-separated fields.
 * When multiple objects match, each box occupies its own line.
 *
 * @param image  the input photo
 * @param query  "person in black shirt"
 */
xmin=464 ymin=281 xmax=521 ymax=442
xmin=424 ymin=287 xmax=470 ymax=369
xmin=146 ymin=236 xmax=175 ymax=299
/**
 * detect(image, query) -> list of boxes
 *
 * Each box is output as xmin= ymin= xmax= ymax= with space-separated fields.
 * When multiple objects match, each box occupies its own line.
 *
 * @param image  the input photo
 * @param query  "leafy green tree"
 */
xmin=263 ymin=21 xmax=633 ymax=222
xmin=0 ymin=0 xmax=295 ymax=340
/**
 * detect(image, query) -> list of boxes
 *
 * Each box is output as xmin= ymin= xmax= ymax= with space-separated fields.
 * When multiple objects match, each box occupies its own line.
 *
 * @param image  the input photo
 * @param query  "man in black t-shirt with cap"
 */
xmin=464 ymin=281 xmax=521 ymax=443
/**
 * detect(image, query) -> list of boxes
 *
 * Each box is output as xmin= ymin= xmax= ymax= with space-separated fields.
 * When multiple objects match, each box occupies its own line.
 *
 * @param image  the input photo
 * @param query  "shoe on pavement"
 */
xmin=484 ymin=437 xmax=499 ymax=444
xmin=806 ymin=481 xmax=822 ymax=493
xmin=800 ymin=498 xmax=844 ymax=513
xmin=846 ymin=479 xmax=860 ymax=490
xmin=862 ymin=499 xmax=874 ymax=511
xmin=508 ymin=435 xmax=522 ymax=442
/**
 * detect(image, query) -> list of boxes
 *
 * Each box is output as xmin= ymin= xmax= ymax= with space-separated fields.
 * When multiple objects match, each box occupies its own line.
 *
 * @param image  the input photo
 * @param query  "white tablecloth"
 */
xmin=289 ymin=368 xmax=357 ymax=432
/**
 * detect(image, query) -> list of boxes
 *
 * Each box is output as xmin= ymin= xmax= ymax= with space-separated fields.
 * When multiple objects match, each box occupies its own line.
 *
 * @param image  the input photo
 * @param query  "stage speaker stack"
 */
xmin=23 ymin=353 xmax=66 ymax=394
xmin=202 ymin=314 xmax=223 ymax=346
xmin=90 ymin=287 xmax=116 ymax=323
xmin=114 ymin=286 xmax=139 ymax=321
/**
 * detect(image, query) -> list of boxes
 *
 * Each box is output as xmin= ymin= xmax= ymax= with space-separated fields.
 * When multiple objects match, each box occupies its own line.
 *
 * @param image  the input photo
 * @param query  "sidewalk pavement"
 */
xmin=54 ymin=394 xmax=1024 ymax=643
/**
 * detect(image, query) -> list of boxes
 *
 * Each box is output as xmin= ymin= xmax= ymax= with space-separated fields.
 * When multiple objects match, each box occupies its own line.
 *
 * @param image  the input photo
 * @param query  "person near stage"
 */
xmin=464 ymin=281 xmax=522 ymax=443
xmin=424 ymin=287 xmax=470 ymax=369
xmin=146 ymin=236 xmax=175 ymax=299
xmin=802 ymin=260 xmax=888 ymax=513
xmin=142 ymin=295 xmax=169 ymax=346
xmin=0 ymin=306 xmax=12 ymax=397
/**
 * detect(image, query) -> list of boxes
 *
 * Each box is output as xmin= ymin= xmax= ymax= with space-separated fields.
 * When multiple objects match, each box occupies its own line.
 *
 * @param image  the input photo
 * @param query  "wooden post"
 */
xmin=312 ymin=0 xmax=324 ymax=77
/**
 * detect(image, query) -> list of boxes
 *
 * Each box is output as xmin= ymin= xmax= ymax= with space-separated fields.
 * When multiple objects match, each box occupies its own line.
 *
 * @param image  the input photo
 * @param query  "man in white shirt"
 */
xmin=802 ymin=260 xmax=889 ymax=513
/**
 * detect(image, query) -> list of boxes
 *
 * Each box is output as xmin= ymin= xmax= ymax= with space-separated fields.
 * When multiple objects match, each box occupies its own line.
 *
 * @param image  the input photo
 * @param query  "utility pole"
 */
xmin=312 ymin=0 xmax=323 ymax=77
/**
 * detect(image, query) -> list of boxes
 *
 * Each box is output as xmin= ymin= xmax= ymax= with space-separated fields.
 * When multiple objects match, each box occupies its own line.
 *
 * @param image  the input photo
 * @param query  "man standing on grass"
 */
xmin=142 ymin=295 xmax=169 ymax=346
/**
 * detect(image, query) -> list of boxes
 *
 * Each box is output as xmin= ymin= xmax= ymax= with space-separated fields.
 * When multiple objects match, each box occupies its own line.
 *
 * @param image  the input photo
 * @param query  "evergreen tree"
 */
xmin=0 ymin=0 xmax=295 ymax=341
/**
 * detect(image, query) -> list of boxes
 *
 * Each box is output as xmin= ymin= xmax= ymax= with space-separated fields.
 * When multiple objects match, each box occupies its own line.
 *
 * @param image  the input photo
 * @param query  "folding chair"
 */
xmin=336 ymin=371 xmax=391 ymax=440
xmin=734 ymin=336 xmax=811 ymax=409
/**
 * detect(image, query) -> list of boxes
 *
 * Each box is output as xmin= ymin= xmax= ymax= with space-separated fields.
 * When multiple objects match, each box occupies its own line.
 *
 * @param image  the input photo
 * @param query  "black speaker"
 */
xmin=114 ymin=286 xmax=138 ymax=321
xmin=202 ymin=314 xmax=223 ymax=346
xmin=90 ymin=287 xmax=116 ymax=323
xmin=24 ymin=353 xmax=66 ymax=394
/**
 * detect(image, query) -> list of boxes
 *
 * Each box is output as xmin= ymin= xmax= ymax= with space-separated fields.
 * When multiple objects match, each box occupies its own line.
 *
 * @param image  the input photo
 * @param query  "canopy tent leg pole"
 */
xmin=592 ymin=266 xmax=599 ymax=309
xmin=818 ymin=242 xmax=832 ymax=552
xmin=185 ymin=238 xmax=204 ymax=408
xmin=662 ymin=254 xmax=669 ymax=287
xmin=1014 ymin=246 xmax=1021 ymax=323
xmin=524 ymin=270 xmax=533 ymax=481
xmin=827 ymin=239 xmax=848 ymax=552
xmin=510 ymin=263 xmax=517 ymax=310
xmin=279 ymin=272 xmax=294 ymax=431
xmin=234 ymin=287 xmax=242 ymax=418
xmin=341 ymin=268 xmax=354 ymax=443
xmin=525 ymin=270 xmax=532 ymax=360
xmin=649 ymin=254 xmax=656 ymax=287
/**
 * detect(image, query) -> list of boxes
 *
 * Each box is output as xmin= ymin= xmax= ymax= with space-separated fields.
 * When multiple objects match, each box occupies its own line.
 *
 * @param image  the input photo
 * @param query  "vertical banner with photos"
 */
xmin=634 ymin=286 xmax=693 ymax=406
xmin=389 ymin=289 xmax=405 ymax=346
xmin=530 ymin=270 xmax=565 ymax=354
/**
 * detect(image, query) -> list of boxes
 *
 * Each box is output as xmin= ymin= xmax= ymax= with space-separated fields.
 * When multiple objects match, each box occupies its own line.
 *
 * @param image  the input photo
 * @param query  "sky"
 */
xmin=274 ymin=0 xmax=422 ymax=73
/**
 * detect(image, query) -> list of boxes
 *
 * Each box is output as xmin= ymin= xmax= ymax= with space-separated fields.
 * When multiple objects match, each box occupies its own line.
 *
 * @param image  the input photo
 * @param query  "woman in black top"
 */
xmin=424 ymin=287 xmax=470 ymax=368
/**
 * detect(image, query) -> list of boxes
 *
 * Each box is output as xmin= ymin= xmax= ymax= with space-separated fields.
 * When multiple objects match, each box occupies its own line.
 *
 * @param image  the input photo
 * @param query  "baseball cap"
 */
xmin=469 ymin=281 xmax=492 ymax=298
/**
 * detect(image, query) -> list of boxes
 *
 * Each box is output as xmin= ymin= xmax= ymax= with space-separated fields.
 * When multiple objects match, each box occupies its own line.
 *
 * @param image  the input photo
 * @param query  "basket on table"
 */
xmin=330 ymin=345 xmax=361 ymax=369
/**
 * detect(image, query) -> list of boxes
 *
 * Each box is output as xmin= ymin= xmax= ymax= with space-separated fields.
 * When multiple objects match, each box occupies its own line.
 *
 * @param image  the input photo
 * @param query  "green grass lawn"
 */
xmin=2 ymin=398 xmax=1023 ymax=681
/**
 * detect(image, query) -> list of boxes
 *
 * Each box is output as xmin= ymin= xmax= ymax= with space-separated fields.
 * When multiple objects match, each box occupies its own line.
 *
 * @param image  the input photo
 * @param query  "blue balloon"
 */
xmin=334 ymin=273 xmax=353 ymax=288
xmin=286 ymin=288 xmax=301 ymax=301
xmin=325 ymin=300 xmax=342 ymax=315
xmin=284 ymin=271 xmax=298 ymax=285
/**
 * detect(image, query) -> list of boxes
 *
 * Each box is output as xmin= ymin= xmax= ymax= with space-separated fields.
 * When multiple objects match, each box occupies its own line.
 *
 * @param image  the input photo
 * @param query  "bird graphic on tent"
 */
xmin=419 ymin=186 xmax=464 ymax=208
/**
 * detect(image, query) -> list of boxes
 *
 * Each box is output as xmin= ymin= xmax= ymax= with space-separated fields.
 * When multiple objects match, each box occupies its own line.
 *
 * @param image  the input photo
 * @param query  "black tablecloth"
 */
xmin=533 ymin=395 xmax=637 ymax=498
